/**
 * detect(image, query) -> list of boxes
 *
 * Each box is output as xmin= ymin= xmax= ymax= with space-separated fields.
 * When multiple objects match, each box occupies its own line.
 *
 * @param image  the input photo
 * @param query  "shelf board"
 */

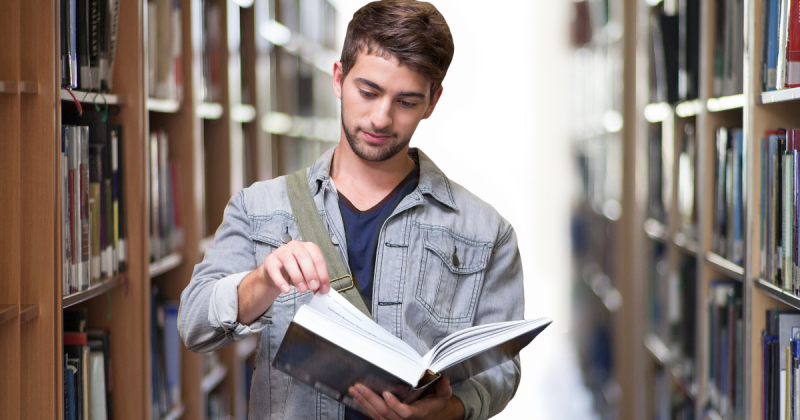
xmin=197 ymin=102 xmax=224 ymax=120
xmin=0 ymin=304 xmax=19 ymax=324
xmin=231 ymin=104 xmax=256 ymax=123
xmin=20 ymin=304 xmax=39 ymax=323
xmin=582 ymin=272 xmax=622 ymax=313
xmin=19 ymin=81 xmax=38 ymax=94
xmin=644 ymin=102 xmax=671 ymax=123
xmin=237 ymin=334 xmax=259 ymax=360
xmin=674 ymin=99 xmax=703 ymax=117
xmin=199 ymin=235 xmax=214 ymax=256
xmin=201 ymin=364 xmax=228 ymax=393
xmin=761 ymin=87 xmax=800 ymax=104
xmin=60 ymin=89 xmax=125 ymax=105
xmin=644 ymin=218 xmax=669 ymax=243
xmin=149 ymin=253 xmax=183 ymax=278
xmin=705 ymin=252 xmax=744 ymax=281
xmin=673 ymin=232 xmax=699 ymax=256
xmin=755 ymin=278 xmax=800 ymax=309
xmin=161 ymin=403 xmax=185 ymax=420
xmin=644 ymin=332 xmax=670 ymax=366
xmin=62 ymin=273 xmax=125 ymax=308
xmin=706 ymin=94 xmax=744 ymax=112
xmin=147 ymin=97 xmax=181 ymax=113
xmin=0 ymin=81 xmax=18 ymax=94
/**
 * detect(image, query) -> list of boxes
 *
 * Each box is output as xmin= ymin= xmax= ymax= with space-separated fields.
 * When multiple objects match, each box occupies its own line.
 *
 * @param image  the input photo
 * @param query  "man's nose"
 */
xmin=370 ymin=98 xmax=393 ymax=131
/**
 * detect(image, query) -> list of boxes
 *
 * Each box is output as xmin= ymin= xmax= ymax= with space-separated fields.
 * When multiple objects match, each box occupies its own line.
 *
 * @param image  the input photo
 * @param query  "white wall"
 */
xmin=336 ymin=1 xmax=586 ymax=417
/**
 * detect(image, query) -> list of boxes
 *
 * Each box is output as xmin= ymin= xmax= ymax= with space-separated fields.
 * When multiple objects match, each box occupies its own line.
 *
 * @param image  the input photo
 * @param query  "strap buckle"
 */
xmin=330 ymin=275 xmax=355 ymax=292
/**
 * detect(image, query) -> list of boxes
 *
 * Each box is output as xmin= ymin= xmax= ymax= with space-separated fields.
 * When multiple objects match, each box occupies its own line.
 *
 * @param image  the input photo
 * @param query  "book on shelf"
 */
xmin=677 ymin=123 xmax=697 ymax=238
xmin=272 ymin=290 xmax=551 ymax=411
xmin=763 ymin=309 xmax=800 ymax=420
xmin=762 ymin=0 xmax=800 ymax=90
xmin=202 ymin=0 xmax=223 ymax=103
xmin=148 ymin=130 xmax=184 ymax=262
xmin=150 ymin=287 xmax=182 ymax=418
xmin=648 ymin=123 xmax=666 ymax=223
xmin=712 ymin=0 xmax=745 ymax=97
xmin=707 ymin=280 xmax=743 ymax=419
xmin=713 ymin=126 xmax=744 ymax=266
xmin=760 ymin=128 xmax=800 ymax=293
xmin=146 ymin=0 xmax=183 ymax=101
xmin=62 ymin=110 xmax=127 ymax=296
xmin=63 ymin=308 xmax=113 ymax=420
xmin=60 ymin=0 xmax=121 ymax=92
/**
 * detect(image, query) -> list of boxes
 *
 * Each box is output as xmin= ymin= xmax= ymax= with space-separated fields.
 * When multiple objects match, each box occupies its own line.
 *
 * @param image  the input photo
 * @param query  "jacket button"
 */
xmin=281 ymin=227 xmax=292 ymax=244
xmin=452 ymin=253 xmax=460 ymax=268
xmin=331 ymin=235 xmax=339 ymax=245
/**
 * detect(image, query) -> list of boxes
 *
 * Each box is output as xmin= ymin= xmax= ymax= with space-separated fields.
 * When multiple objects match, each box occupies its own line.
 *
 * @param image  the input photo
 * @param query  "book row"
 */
xmin=761 ymin=309 xmax=800 ymax=420
xmin=707 ymin=281 xmax=744 ymax=419
xmin=648 ymin=1 xmax=700 ymax=104
xmin=761 ymin=0 xmax=800 ymax=91
xmin=760 ymin=129 xmax=800 ymax=291
xmin=148 ymin=130 xmax=184 ymax=262
xmin=713 ymin=126 xmax=744 ymax=265
xmin=60 ymin=109 xmax=128 ymax=296
xmin=63 ymin=309 xmax=114 ymax=420
xmin=146 ymin=0 xmax=183 ymax=101
xmin=150 ymin=287 xmax=182 ymax=419
xmin=60 ymin=0 xmax=122 ymax=92
xmin=712 ymin=0 xmax=745 ymax=97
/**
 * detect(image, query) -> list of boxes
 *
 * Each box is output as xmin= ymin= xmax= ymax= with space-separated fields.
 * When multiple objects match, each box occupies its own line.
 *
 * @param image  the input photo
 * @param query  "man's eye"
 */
xmin=400 ymin=101 xmax=418 ymax=108
xmin=360 ymin=90 xmax=376 ymax=98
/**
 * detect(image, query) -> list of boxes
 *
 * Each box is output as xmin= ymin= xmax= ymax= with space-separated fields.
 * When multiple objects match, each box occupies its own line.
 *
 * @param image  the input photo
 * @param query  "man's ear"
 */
xmin=422 ymin=85 xmax=444 ymax=119
xmin=333 ymin=61 xmax=344 ymax=99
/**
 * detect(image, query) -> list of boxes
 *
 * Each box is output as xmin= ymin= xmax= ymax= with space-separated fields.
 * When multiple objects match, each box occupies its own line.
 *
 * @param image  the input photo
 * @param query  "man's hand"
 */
xmin=349 ymin=376 xmax=465 ymax=420
xmin=237 ymin=240 xmax=330 ymax=325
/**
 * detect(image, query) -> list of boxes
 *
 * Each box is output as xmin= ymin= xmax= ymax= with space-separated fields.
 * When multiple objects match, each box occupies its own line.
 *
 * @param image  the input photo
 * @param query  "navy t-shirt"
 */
xmin=338 ymin=164 xmax=419 ymax=419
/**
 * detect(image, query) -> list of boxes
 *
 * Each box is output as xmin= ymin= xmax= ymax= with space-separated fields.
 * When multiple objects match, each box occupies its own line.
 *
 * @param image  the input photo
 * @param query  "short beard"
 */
xmin=341 ymin=111 xmax=411 ymax=162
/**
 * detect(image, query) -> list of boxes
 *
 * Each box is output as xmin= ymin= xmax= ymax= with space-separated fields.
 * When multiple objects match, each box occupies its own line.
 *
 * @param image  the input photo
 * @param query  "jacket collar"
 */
xmin=307 ymin=146 xmax=459 ymax=211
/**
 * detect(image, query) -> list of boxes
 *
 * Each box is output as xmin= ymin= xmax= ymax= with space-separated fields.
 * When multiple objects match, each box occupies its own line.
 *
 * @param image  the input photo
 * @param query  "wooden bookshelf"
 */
xmin=0 ymin=0 xmax=340 ymax=418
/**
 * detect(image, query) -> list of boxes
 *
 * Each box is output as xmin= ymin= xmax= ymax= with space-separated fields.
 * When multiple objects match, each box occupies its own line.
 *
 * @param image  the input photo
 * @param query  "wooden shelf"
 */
xmin=644 ymin=218 xmax=669 ymax=243
xmin=231 ymin=104 xmax=256 ymax=123
xmin=60 ymin=89 xmax=125 ymax=105
xmin=236 ymin=335 xmax=258 ymax=360
xmin=582 ymin=271 xmax=622 ymax=313
xmin=755 ymin=279 xmax=800 ymax=310
xmin=161 ymin=403 xmax=185 ymax=420
xmin=674 ymin=99 xmax=703 ymax=117
xmin=760 ymin=87 xmax=800 ymax=104
xmin=644 ymin=332 xmax=671 ymax=366
xmin=706 ymin=94 xmax=744 ymax=112
xmin=147 ymin=97 xmax=181 ymax=113
xmin=705 ymin=252 xmax=744 ymax=281
xmin=62 ymin=273 xmax=126 ymax=308
xmin=19 ymin=81 xmax=37 ymax=94
xmin=0 ymin=81 xmax=18 ymax=94
xmin=148 ymin=253 xmax=183 ymax=278
xmin=0 ymin=304 xmax=19 ymax=324
xmin=197 ymin=102 xmax=224 ymax=120
xmin=201 ymin=364 xmax=228 ymax=394
xmin=673 ymin=232 xmax=699 ymax=256
xmin=20 ymin=304 xmax=39 ymax=323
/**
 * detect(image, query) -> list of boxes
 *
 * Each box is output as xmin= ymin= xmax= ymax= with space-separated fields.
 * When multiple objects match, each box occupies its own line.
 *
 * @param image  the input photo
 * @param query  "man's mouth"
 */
xmin=362 ymin=131 xmax=392 ymax=144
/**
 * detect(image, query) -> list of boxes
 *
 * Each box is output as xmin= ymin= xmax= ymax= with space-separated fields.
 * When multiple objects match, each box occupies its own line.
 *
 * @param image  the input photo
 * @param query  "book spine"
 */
xmin=77 ymin=0 xmax=91 ymax=90
xmin=79 ymin=127 xmax=91 ymax=290
xmin=104 ymin=0 xmax=120 ymax=92
xmin=764 ymin=137 xmax=769 ymax=278
xmin=63 ymin=127 xmax=71 ymax=296
xmin=89 ymin=145 xmax=102 ymax=283
xmin=89 ymin=0 xmax=103 ymax=91
xmin=788 ymin=0 xmax=800 ymax=87
xmin=769 ymin=0 xmax=782 ymax=90
xmin=171 ymin=0 xmax=183 ymax=102
xmin=149 ymin=132 xmax=160 ymax=261
xmin=779 ymin=0 xmax=792 ymax=89
xmin=785 ymin=139 xmax=794 ymax=290
xmin=733 ymin=129 xmax=744 ymax=265
xmin=113 ymin=126 xmax=126 ymax=273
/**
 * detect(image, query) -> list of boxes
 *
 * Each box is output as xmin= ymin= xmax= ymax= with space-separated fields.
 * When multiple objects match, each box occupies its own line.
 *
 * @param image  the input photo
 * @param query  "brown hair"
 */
xmin=340 ymin=0 xmax=455 ymax=99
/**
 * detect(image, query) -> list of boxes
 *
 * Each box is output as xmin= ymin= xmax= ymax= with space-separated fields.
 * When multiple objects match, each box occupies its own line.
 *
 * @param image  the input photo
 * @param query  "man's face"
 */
xmin=333 ymin=52 xmax=442 ymax=162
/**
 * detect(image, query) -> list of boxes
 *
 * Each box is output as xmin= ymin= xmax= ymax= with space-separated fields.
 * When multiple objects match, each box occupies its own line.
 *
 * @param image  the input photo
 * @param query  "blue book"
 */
xmin=767 ymin=0 xmax=781 ymax=91
xmin=66 ymin=363 xmax=77 ymax=420
xmin=765 ymin=334 xmax=780 ymax=420
xmin=732 ymin=129 xmax=744 ymax=265
xmin=163 ymin=302 xmax=182 ymax=408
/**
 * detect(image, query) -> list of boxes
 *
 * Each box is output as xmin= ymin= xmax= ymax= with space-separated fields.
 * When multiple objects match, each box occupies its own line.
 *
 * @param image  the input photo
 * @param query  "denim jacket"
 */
xmin=178 ymin=147 xmax=525 ymax=420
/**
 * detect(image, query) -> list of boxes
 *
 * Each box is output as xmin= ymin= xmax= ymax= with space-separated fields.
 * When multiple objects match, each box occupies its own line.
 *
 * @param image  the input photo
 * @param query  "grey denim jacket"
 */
xmin=178 ymin=147 xmax=525 ymax=420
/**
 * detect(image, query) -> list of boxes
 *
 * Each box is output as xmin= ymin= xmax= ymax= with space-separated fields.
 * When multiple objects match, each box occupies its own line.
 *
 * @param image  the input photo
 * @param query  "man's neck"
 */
xmin=330 ymin=143 xmax=416 ymax=211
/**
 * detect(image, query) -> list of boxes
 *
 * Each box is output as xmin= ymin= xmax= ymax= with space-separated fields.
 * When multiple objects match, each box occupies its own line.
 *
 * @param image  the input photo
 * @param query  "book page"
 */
xmin=306 ymin=291 xmax=420 ymax=361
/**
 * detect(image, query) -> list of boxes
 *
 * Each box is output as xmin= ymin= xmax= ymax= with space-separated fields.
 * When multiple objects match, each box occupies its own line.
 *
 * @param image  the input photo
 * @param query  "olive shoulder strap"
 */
xmin=285 ymin=169 xmax=372 ymax=317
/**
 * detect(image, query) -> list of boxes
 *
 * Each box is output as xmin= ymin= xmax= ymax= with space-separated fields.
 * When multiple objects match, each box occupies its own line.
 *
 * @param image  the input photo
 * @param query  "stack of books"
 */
xmin=60 ymin=0 xmax=122 ymax=92
xmin=761 ymin=0 xmax=800 ymax=91
xmin=63 ymin=308 xmax=114 ymax=420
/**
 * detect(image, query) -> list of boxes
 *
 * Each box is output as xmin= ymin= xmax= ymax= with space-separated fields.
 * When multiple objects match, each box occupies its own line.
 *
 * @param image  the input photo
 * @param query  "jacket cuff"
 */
xmin=451 ymin=379 xmax=488 ymax=420
xmin=208 ymin=271 xmax=273 ymax=339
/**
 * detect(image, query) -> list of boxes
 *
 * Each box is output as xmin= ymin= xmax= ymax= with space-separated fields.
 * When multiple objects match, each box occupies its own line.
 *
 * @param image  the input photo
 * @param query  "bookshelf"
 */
xmin=0 ymin=0 xmax=340 ymax=418
xmin=574 ymin=0 xmax=800 ymax=417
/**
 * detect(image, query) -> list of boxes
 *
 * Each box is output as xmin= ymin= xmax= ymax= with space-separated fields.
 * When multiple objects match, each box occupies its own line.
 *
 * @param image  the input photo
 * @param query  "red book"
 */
xmin=63 ymin=333 xmax=88 ymax=346
xmin=787 ymin=0 xmax=800 ymax=86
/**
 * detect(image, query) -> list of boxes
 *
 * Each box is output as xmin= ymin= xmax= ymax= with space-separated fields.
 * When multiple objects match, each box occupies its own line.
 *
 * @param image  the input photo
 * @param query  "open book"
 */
xmin=272 ymin=290 xmax=552 ymax=408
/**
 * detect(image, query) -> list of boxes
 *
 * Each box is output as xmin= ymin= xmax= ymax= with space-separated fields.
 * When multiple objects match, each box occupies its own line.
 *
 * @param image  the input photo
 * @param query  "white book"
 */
xmin=89 ymin=351 xmax=108 ymax=420
xmin=273 ymin=290 xmax=551 ymax=410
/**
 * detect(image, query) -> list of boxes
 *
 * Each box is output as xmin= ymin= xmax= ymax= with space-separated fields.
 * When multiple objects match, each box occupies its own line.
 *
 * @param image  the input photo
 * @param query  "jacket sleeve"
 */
xmin=451 ymin=225 xmax=524 ymax=420
xmin=178 ymin=191 xmax=273 ymax=353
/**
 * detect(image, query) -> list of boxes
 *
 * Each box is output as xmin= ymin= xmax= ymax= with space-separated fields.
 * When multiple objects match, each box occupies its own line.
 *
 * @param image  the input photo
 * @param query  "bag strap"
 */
xmin=286 ymin=169 xmax=372 ymax=317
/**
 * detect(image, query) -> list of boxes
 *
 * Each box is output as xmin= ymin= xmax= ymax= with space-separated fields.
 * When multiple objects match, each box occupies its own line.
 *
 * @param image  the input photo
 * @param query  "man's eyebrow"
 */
xmin=355 ymin=77 xmax=427 ymax=99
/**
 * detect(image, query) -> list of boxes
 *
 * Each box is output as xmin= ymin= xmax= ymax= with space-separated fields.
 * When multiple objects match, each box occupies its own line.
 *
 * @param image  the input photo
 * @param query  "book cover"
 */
xmin=103 ymin=0 xmax=120 ymax=91
xmin=79 ymin=126 xmax=91 ymax=290
xmin=89 ymin=144 xmax=103 ymax=283
xmin=77 ymin=0 xmax=91 ymax=90
xmin=767 ymin=0 xmax=781 ymax=90
xmin=786 ymin=0 xmax=800 ymax=87
xmin=61 ymin=0 xmax=78 ymax=88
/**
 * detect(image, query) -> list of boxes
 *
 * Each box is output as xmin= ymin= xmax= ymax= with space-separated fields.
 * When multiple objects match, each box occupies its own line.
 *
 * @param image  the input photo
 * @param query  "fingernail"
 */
xmin=356 ymin=384 xmax=365 ymax=391
xmin=309 ymin=279 xmax=319 ymax=289
xmin=321 ymin=283 xmax=330 ymax=293
xmin=383 ymin=392 xmax=392 ymax=400
xmin=280 ymin=284 xmax=290 ymax=294
xmin=297 ymin=282 xmax=307 ymax=292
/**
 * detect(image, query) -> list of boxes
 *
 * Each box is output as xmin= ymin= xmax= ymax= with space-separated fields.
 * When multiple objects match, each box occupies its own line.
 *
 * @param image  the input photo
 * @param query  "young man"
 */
xmin=179 ymin=1 xmax=524 ymax=419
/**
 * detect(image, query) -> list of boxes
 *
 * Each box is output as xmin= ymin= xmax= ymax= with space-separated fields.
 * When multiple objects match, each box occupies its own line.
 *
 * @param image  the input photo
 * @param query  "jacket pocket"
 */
xmin=415 ymin=226 xmax=491 ymax=323
xmin=250 ymin=213 xmax=307 ymax=304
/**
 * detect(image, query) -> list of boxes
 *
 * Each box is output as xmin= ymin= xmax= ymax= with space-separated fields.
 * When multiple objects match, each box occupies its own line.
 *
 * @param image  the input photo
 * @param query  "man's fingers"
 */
xmin=265 ymin=259 xmax=291 ymax=294
xmin=292 ymin=245 xmax=322 ymax=291
xmin=353 ymin=384 xmax=400 ymax=420
xmin=435 ymin=375 xmax=453 ymax=399
xmin=382 ymin=391 xmax=413 ymax=419
xmin=350 ymin=386 xmax=383 ymax=419
xmin=303 ymin=242 xmax=330 ymax=293
xmin=277 ymin=251 xmax=308 ymax=292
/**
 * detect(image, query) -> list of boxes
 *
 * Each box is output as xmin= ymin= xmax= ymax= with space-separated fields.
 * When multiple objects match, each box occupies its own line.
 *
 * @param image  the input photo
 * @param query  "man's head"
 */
xmin=333 ymin=0 xmax=454 ymax=163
